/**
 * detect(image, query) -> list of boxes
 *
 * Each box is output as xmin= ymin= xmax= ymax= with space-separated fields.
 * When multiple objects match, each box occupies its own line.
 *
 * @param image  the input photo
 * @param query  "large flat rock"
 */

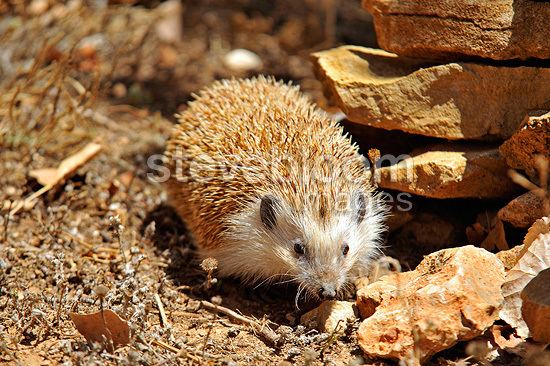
xmin=375 ymin=144 xmax=518 ymax=199
xmin=362 ymin=0 xmax=550 ymax=60
xmin=312 ymin=46 xmax=550 ymax=140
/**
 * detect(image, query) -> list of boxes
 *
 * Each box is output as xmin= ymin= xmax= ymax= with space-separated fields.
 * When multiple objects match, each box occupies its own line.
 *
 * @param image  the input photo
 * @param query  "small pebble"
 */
xmin=286 ymin=347 xmax=300 ymax=359
xmin=210 ymin=295 xmax=222 ymax=305
xmin=223 ymin=49 xmax=262 ymax=73
xmin=28 ymin=0 xmax=49 ymax=15
xmin=5 ymin=186 xmax=16 ymax=196
xmin=276 ymin=325 xmax=293 ymax=338
xmin=112 ymin=83 xmax=127 ymax=98
xmin=227 ymin=328 xmax=240 ymax=338
xmin=294 ymin=325 xmax=306 ymax=336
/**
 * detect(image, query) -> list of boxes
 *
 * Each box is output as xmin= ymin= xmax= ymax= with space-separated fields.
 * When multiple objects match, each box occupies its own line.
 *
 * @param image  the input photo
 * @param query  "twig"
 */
xmin=152 ymin=339 xmax=181 ymax=353
xmin=10 ymin=183 xmax=52 ymax=216
xmin=151 ymin=339 xmax=200 ymax=362
xmin=320 ymin=319 xmax=343 ymax=356
xmin=154 ymin=293 xmax=169 ymax=328
xmin=201 ymin=322 xmax=214 ymax=356
xmin=200 ymin=300 xmax=279 ymax=346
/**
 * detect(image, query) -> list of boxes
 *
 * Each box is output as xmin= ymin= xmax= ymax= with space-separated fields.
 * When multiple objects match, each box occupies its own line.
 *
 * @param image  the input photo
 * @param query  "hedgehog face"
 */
xmin=257 ymin=191 xmax=384 ymax=303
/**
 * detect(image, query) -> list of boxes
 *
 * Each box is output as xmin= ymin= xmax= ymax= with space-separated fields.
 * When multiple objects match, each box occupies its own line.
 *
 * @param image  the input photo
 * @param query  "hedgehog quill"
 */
xmin=164 ymin=77 xmax=387 ymax=303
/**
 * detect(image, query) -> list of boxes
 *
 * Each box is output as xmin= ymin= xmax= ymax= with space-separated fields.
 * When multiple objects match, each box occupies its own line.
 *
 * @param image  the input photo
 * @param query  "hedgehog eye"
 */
xmin=342 ymin=243 xmax=350 ymax=256
xmin=260 ymin=195 xmax=278 ymax=230
xmin=355 ymin=192 xmax=367 ymax=224
xmin=293 ymin=240 xmax=305 ymax=255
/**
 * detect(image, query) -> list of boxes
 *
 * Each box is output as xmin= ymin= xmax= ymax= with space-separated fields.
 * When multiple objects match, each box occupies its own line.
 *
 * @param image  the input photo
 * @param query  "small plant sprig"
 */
xmin=200 ymin=257 xmax=218 ymax=290
xmin=93 ymin=284 xmax=115 ymax=351
xmin=53 ymin=252 xmax=66 ymax=326
xmin=109 ymin=215 xmax=127 ymax=265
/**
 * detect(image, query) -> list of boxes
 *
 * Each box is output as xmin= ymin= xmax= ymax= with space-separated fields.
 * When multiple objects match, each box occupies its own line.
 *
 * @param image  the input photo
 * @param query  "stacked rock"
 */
xmin=309 ymin=2 xmax=550 ymax=362
xmin=312 ymin=0 xmax=549 ymax=228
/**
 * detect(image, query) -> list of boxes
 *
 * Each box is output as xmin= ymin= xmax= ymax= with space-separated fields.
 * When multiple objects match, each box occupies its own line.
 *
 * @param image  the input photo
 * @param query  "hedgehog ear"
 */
xmin=354 ymin=191 xmax=367 ymax=224
xmin=260 ymin=195 xmax=278 ymax=230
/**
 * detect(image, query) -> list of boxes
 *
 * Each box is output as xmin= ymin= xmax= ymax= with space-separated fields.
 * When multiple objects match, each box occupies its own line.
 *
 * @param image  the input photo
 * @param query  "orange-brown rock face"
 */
xmin=356 ymin=246 xmax=505 ymax=363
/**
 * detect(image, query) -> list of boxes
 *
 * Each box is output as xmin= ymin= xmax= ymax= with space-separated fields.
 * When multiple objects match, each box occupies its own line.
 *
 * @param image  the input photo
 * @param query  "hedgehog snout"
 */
xmin=318 ymin=284 xmax=337 ymax=300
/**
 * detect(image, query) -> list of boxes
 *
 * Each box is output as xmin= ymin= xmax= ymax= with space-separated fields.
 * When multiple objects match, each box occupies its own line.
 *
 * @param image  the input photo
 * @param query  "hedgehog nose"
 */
xmin=319 ymin=285 xmax=336 ymax=300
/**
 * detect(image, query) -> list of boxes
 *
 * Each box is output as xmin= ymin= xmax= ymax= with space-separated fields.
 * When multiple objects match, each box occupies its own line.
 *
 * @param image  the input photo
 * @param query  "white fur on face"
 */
xmin=208 ymin=190 xmax=386 ymax=300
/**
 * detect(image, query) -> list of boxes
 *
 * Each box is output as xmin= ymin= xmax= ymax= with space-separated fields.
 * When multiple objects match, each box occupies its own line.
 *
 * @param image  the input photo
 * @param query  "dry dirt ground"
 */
xmin=0 ymin=1 xmax=517 ymax=365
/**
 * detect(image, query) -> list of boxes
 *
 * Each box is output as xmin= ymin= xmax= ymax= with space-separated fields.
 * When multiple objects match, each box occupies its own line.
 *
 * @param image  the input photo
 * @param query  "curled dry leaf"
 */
xmin=499 ymin=217 xmax=550 ymax=338
xmin=490 ymin=324 xmax=523 ymax=350
xmin=70 ymin=309 xmax=130 ymax=351
xmin=480 ymin=218 xmax=508 ymax=251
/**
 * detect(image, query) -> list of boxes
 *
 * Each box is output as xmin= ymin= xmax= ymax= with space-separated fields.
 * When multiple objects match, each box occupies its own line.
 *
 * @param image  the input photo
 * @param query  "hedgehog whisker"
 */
xmin=253 ymin=271 xmax=293 ymax=289
xmin=340 ymin=281 xmax=353 ymax=299
xmin=295 ymin=282 xmax=306 ymax=309
xmin=273 ymin=277 xmax=299 ymax=286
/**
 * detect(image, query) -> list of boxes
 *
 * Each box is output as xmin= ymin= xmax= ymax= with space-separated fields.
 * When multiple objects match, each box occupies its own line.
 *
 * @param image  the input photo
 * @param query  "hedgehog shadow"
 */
xmin=142 ymin=204 xmax=304 ymax=324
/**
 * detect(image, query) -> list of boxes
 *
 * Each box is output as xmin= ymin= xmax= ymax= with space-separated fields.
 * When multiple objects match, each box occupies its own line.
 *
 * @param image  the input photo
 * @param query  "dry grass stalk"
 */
xmin=200 ymin=300 xmax=279 ymax=347
xmin=154 ymin=293 xmax=169 ymax=328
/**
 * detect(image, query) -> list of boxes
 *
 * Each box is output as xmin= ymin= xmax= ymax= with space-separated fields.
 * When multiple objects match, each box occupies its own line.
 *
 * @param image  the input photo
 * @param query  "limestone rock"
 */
xmin=499 ymin=112 xmax=550 ymax=181
xmin=312 ymin=46 xmax=550 ymax=140
xmin=375 ymin=144 xmax=518 ymax=199
xmin=498 ymin=191 xmax=546 ymax=228
xmin=362 ymin=0 xmax=550 ymax=60
xmin=521 ymin=268 xmax=550 ymax=343
xmin=300 ymin=301 xmax=356 ymax=333
xmin=356 ymin=246 xmax=505 ymax=363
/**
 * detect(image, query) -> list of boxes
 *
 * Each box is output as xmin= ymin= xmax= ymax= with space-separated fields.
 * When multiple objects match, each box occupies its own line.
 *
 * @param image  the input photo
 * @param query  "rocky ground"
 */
xmin=0 ymin=1 xmax=549 ymax=366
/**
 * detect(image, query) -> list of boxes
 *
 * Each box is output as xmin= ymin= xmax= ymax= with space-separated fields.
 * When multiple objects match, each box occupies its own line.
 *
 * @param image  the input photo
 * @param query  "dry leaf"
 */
xmin=70 ymin=309 xmax=130 ymax=351
xmin=500 ymin=217 xmax=550 ymax=338
xmin=29 ymin=142 xmax=102 ymax=186
xmin=466 ymin=222 xmax=487 ymax=245
xmin=480 ymin=218 xmax=508 ymax=251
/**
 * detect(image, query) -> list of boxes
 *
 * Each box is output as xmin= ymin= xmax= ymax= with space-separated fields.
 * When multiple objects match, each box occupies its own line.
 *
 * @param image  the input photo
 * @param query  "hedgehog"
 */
xmin=164 ymin=77 xmax=386 ymax=302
